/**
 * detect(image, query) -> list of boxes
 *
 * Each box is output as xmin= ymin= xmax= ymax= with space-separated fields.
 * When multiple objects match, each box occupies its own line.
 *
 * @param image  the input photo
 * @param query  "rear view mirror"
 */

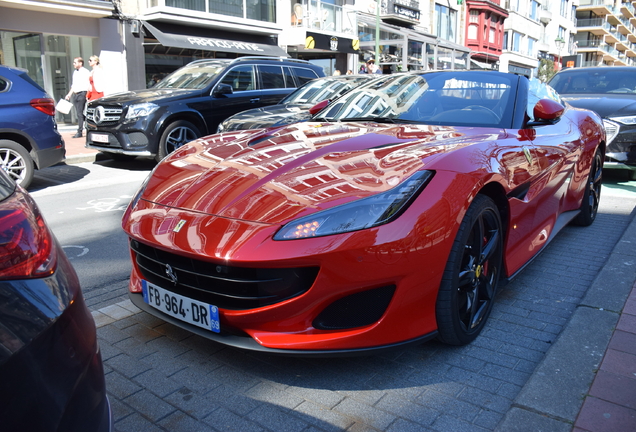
xmin=309 ymin=99 xmax=330 ymax=116
xmin=533 ymin=99 xmax=564 ymax=122
xmin=214 ymin=83 xmax=233 ymax=97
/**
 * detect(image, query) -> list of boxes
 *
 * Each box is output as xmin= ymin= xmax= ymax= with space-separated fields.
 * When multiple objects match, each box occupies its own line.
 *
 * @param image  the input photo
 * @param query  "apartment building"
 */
xmin=575 ymin=0 xmax=636 ymax=67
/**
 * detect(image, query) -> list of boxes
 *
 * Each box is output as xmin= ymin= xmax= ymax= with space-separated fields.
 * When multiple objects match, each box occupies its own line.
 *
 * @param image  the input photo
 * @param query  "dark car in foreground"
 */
xmin=549 ymin=66 xmax=636 ymax=177
xmin=86 ymin=56 xmax=325 ymax=162
xmin=122 ymin=71 xmax=603 ymax=356
xmin=0 ymin=65 xmax=66 ymax=188
xmin=0 ymin=170 xmax=111 ymax=430
xmin=217 ymin=74 xmax=378 ymax=132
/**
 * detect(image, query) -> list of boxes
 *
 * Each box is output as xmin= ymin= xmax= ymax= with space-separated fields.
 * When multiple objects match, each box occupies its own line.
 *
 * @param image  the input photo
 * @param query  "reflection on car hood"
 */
xmin=562 ymin=94 xmax=636 ymax=117
xmin=90 ymin=88 xmax=202 ymax=105
xmin=220 ymin=103 xmax=314 ymax=131
xmin=141 ymin=122 xmax=503 ymax=224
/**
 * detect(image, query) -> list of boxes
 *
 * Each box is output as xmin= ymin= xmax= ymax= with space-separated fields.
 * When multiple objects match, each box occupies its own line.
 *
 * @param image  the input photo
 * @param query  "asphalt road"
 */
xmin=29 ymin=158 xmax=155 ymax=310
xmin=28 ymin=162 xmax=636 ymax=431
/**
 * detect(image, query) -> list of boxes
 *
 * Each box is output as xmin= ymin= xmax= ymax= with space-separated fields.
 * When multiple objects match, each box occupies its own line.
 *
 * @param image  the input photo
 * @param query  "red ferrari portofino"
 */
xmin=122 ymin=71 xmax=604 ymax=355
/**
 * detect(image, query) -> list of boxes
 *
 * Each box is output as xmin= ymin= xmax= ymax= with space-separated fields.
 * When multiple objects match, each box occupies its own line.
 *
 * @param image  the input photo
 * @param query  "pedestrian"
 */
xmin=86 ymin=55 xmax=104 ymax=101
xmin=65 ymin=57 xmax=90 ymax=138
xmin=367 ymin=59 xmax=382 ymax=74
xmin=333 ymin=69 xmax=341 ymax=76
xmin=346 ymin=69 xmax=353 ymax=75
xmin=359 ymin=63 xmax=367 ymax=74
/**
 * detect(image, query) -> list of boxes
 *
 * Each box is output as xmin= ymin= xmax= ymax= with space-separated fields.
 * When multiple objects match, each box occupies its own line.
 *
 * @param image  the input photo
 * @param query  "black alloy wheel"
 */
xmin=572 ymin=148 xmax=602 ymax=227
xmin=157 ymin=120 xmax=201 ymax=162
xmin=436 ymin=194 xmax=503 ymax=345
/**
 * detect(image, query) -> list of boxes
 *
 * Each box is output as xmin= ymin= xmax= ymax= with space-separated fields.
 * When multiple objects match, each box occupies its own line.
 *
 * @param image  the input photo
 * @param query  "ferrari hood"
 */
xmin=140 ymin=122 xmax=500 ymax=224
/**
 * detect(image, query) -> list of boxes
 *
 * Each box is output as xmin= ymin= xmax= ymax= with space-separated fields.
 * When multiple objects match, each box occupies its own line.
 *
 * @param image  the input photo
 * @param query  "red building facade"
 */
xmin=465 ymin=0 xmax=509 ymax=69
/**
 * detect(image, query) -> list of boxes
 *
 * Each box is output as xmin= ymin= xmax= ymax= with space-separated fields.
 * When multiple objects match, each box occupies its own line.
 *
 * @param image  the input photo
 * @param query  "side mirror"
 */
xmin=533 ymin=99 xmax=564 ymax=123
xmin=213 ymin=83 xmax=233 ymax=97
xmin=309 ymin=99 xmax=330 ymax=116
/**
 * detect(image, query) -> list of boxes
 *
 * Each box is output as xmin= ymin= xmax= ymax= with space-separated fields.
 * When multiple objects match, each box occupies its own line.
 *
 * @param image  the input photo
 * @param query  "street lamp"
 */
xmin=555 ymin=36 xmax=565 ymax=70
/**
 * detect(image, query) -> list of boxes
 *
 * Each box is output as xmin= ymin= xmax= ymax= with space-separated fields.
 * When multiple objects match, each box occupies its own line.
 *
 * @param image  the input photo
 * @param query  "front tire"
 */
xmin=157 ymin=120 xmax=200 ymax=162
xmin=0 ymin=140 xmax=34 ymax=188
xmin=436 ymin=195 xmax=503 ymax=346
xmin=572 ymin=148 xmax=602 ymax=227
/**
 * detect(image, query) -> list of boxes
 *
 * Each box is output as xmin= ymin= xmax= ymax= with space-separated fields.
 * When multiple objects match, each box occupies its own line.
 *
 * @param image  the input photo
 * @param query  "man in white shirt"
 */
xmin=65 ymin=57 xmax=90 ymax=138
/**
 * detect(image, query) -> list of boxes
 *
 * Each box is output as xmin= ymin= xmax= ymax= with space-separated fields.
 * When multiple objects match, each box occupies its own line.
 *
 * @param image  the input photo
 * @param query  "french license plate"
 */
xmin=142 ymin=280 xmax=220 ymax=333
xmin=91 ymin=133 xmax=109 ymax=143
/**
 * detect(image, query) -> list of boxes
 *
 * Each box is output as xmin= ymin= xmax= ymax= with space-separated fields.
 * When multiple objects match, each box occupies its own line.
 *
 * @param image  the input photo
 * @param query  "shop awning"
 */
xmin=143 ymin=22 xmax=289 ymax=57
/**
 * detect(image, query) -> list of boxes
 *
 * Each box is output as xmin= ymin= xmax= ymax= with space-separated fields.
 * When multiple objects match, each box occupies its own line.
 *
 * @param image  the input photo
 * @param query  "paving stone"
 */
xmin=294 ymin=400 xmax=355 ymax=431
xmin=105 ymin=370 xmax=143 ymax=399
xmin=134 ymin=368 xmax=185 ymax=398
xmin=458 ymin=387 xmax=513 ymax=414
xmin=387 ymin=418 xmax=435 ymax=431
xmin=589 ymin=370 xmax=636 ymax=410
xmin=246 ymin=404 xmax=313 ymax=432
xmin=333 ymin=397 xmax=396 ymax=430
xmin=164 ymin=387 xmax=220 ymax=419
xmin=421 ymin=388 xmax=482 ymax=421
xmin=114 ymin=412 xmax=164 ymax=432
xmin=608 ymin=329 xmax=636 ymax=356
xmin=169 ymin=366 xmax=223 ymax=394
xmin=123 ymin=389 xmax=177 ymax=422
xmin=473 ymin=409 xmax=504 ymax=430
xmin=574 ymin=397 xmax=636 ymax=432
xmin=203 ymin=406 xmax=265 ymax=432
xmin=158 ymin=410 xmax=217 ymax=432
xmin=204 ymin=384 xmax=263 ymax=416
xmin=431 ymin=414 xmax=490 ymax=432
xmin=106 ymin=353 xmax=152 ymax=379
xmin=376 ymin=393 xmax=440 ymax=425
xmin=245 ymin=382 xmax=304 ymax=410
xmin=286 ymin=385 xmax=346 ymax=409
xmin=599 ymin=348 xmax=636 ymax=379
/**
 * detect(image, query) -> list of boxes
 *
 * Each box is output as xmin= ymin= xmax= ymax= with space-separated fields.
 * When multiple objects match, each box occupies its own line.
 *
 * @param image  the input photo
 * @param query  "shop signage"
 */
xmin=385 ymin=0 xmax=420 ymax=23
xmin=306 ymin=32 xmax=359 ymax=53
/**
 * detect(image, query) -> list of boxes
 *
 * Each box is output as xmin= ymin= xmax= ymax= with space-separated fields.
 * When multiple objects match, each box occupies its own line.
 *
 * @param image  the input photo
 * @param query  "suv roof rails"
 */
xmin=230 ymin=56 xmax=313 ymax=65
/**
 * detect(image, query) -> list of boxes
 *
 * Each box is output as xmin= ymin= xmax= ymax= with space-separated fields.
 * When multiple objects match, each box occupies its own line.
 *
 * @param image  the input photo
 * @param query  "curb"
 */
xmin=497 ymin=209 xmax=636 ymax=430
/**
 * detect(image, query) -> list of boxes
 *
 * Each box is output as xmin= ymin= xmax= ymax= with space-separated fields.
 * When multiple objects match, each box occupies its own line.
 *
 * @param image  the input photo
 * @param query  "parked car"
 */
xmin=121 ymin=71 xmax=604 ymax=355
xmin=217 ymin=74 xmax=378 ymax=132
xmin=0 ymin=65 xmax=65 ymax=188
xmin=85 ymin=57 xmax=325 ymax=162
xmin=0 ymin=169 xmax=111 ymax=431
xmin=549 ymin=66 xmax=636 ymax=178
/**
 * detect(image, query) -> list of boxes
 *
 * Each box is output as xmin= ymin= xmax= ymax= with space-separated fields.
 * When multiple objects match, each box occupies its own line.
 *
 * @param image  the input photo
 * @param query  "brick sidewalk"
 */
xmin=573 ymin=283 xmax=636 ymax=432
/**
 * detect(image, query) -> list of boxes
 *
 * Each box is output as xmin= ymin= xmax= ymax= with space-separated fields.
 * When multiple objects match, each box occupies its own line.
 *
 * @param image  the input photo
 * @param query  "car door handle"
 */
xmin=250 ymin=98 xmax=260 ymax=103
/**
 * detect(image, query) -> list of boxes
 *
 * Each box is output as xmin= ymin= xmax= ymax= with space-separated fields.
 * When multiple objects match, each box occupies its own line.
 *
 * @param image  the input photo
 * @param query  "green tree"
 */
xmin=538 ymin=58 xmax=558 ymax=82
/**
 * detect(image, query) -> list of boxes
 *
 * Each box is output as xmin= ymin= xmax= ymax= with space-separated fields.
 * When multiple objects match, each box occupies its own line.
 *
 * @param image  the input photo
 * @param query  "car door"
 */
xmin=202 ymin=65 xmax=263 ymax=131
xmin=256 ymin=65 xmax=296 ymax=106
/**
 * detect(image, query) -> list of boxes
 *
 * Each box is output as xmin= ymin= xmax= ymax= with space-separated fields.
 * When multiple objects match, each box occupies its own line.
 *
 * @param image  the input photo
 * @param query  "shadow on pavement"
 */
xmin=29 ymin=164 xmax=91 ymax=192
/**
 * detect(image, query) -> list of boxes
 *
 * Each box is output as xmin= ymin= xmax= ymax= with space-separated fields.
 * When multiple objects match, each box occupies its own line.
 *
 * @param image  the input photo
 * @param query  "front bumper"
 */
xmin=605 ymin=123 xmax=636 ymax=167
xmin=86 ymin=120 xmax=157 ymax=157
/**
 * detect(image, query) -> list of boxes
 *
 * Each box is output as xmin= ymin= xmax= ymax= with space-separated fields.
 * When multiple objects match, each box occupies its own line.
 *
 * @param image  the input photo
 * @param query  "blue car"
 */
xmin=0 ymin=65 xmax=65 ymax=188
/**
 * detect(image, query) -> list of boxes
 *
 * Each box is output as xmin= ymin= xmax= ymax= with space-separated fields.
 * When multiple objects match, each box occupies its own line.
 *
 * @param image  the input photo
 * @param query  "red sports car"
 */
xmin=122 ymin=71 xmax=604 ymax=355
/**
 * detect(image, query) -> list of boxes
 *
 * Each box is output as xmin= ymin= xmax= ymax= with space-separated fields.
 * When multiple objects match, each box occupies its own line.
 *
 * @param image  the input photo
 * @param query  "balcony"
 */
xmin=292 ymin=1 xmax=356 ymax=36
xmin=540 ymin=7 xmax=552 ymax=24
xmin=577 ymin=0 xmax=614 ymax=17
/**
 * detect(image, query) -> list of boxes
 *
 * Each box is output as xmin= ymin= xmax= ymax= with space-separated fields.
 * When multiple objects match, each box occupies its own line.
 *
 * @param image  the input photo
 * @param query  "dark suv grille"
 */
xmin=130 ymin=240 xmax=319 ymax=310
xmin=86 ymin=105 xmax=123 ymax=126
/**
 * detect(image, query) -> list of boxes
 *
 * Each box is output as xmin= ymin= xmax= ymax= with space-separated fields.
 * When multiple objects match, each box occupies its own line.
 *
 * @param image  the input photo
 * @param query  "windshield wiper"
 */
xmin=335 ymin=117 xmax=397 ymax=123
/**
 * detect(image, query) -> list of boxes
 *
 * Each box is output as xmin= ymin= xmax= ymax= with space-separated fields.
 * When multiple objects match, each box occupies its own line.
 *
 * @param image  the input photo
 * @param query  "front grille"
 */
xmin=131 ymin=240 xmax=319 ymax=310
xmin=86 ymin=105 xmax=123 ymax=126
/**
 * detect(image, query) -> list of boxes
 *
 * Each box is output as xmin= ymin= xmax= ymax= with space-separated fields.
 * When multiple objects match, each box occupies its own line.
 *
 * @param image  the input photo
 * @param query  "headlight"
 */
xmin=125 ymin=102 xmax=159 ymax=121
xmin=216 ymin=122 xmax=226 ymax=133
xmin=609 ymin=115 xmax=636 ymax=125
xmin=274 ymin=170 xmax=434 ymax=240
xmin=603 ymin=119 xmax=620 ymax=144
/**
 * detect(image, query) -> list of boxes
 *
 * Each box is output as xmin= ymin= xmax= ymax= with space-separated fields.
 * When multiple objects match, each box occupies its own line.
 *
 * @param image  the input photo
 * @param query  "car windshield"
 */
xmin=154 ymin=63 xmax=226 ymax=90
xmin=281 ymin=76 xmax=372 ymax=105
xmin=549 ymin=69 xmax=636 ymax=94
xmin=315 ymin=71 xmax=517 ymax=128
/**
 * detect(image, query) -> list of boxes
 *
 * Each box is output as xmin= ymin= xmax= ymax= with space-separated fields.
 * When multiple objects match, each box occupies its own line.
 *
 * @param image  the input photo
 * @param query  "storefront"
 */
xmin=0 ymin=5 xmax=123 ymax=125
xmin=357 ymin=15 xmax=470 ymax=74
xmin=139 ymin=21 xmax=288 ymax=86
